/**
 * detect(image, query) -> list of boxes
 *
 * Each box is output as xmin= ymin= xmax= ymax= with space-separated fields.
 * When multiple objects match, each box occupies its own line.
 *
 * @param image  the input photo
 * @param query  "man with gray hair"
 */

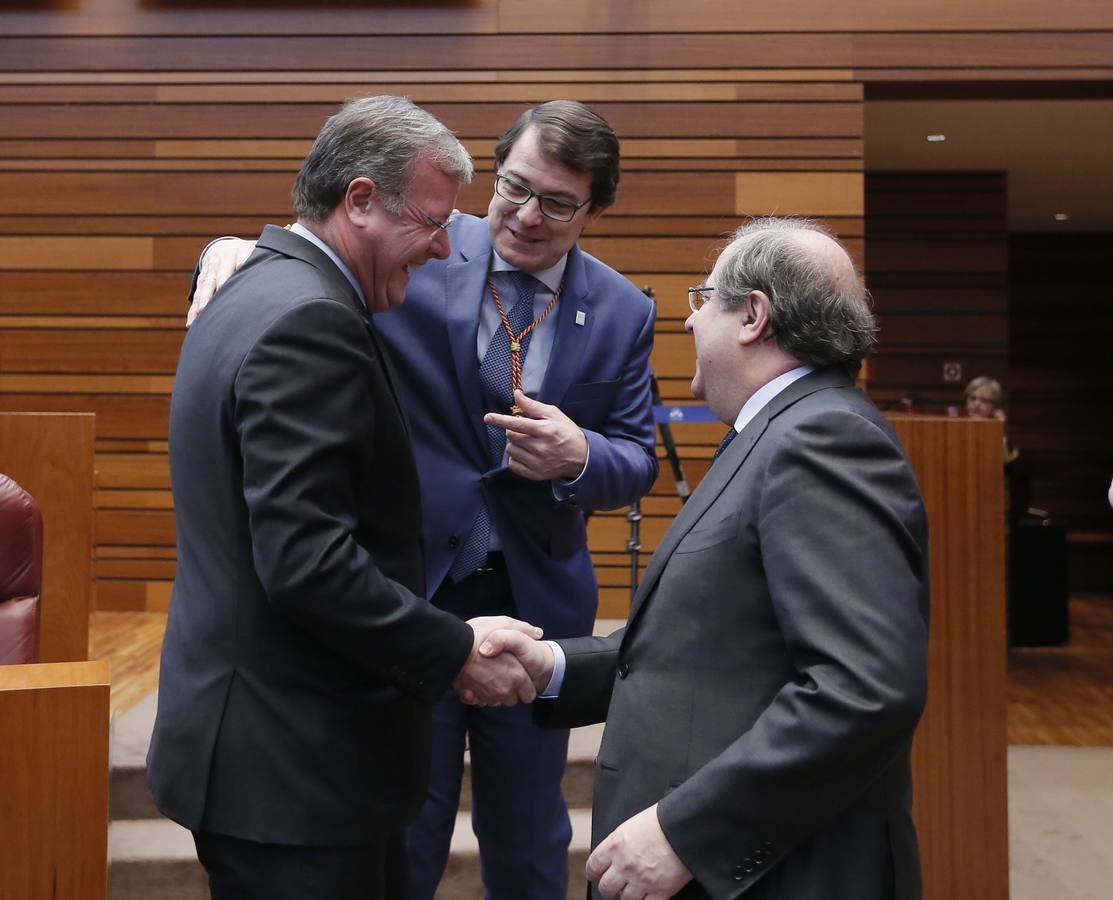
xmin=485 ymin=217 xmax=931 ymax=899
xmin=148 ymin=95 xmax=541 ymax=900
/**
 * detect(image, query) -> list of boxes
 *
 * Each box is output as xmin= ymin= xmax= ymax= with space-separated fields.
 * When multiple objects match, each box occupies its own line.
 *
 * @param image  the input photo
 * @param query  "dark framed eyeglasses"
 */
xmin=687 ymin=284 xmax=716 ymax=313
xmin=494 ymin=173 xmax=589 ymax=223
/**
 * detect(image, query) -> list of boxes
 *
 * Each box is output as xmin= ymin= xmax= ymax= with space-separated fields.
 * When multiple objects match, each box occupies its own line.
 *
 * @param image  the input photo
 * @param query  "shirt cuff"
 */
xmin=551 ymin=435 xmax=590 ymax=500
xmin=539 ymin=640 xmax=567 ymax=698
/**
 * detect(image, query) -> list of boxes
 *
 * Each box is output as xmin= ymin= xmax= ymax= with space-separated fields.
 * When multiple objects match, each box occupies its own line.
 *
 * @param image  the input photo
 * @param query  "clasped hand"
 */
xmin=454 ymin=621 xmax=556 ymax=707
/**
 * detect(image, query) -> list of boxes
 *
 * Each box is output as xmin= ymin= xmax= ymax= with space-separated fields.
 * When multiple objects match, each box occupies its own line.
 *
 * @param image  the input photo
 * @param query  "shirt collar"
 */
xmin=490 ymin=249 xmax=568 ymax=295
xmin=289 ymin=222 xmax=366 ymax=307
xmin=732 ymin=365 xmax=814 ymax=434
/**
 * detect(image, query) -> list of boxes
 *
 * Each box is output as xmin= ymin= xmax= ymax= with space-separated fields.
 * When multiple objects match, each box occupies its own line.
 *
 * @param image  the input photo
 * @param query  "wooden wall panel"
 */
xmin=0 ymin=0 xmax=1099 ymax=671
xmin=499 ymin=0 xmax=1113 ymax=33
xmin=0 ymin=3 xmax=870 ymax=613
xmin=1 ymin=331 xmax=182 ymax=373
xmin=7 ymin=0 xmax=1113 ymax=36
xmin=1008 ymin=233 xmax=1113 ymax=530
xmin=0 ymin=3 xmax=501 ymax=36
xmin=865 ymin=172 xmax=1008 ymax=413
xmin=867 ymin=175 xmax=1112 ymax=531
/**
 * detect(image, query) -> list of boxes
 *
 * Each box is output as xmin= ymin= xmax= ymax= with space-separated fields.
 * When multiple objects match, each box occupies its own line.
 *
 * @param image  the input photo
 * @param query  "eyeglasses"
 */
xmin=494 ymin=173 xmax=589 ymax=223
xmin=687 ymin=284 xmax=716 ymax=313
xmin=403 ymin=202 xmax=451 ymax=235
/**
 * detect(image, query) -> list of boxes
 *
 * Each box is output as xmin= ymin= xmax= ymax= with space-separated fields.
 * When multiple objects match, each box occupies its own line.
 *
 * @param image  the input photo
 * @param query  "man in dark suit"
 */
xmin=148 ymin=95 xmax=541 ymax=900
xmin=187 ymin=101 xmax=659 ymax=899
xmin=485 ymin=218 xmax=931 ymax=899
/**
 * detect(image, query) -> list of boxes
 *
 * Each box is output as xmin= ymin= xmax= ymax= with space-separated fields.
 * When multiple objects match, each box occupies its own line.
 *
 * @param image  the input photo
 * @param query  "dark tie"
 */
xmin=713 ymin=427 xmax=737 ymax=463
xmin=449 ymin=271 xmax=538 ymax=582
xmin=479 ymin=270 xmax=538 ymax=460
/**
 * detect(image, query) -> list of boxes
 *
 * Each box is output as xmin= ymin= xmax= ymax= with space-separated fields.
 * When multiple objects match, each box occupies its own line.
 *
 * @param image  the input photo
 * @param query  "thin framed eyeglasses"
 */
xmin=407 ymin=203 xmax=451 ymax=235
xmin=494 ymin=173 xmax=589 ymax=223
xmin=687 ymin=284 xmax=715 ymax=313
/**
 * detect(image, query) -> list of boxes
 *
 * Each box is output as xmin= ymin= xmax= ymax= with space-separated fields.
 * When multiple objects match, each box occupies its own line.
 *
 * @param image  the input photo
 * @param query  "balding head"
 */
xmin=713 ymin=217 xmax=876 ymax=375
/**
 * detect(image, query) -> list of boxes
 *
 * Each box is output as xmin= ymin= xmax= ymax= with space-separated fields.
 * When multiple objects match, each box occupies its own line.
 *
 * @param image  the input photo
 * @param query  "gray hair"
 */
xmin=965 ymin=376 xmax=1003 ymax=406
xmin=716 ymin=217 xmax=877 ymax=375
xmin=293 ymin=95 xmax=473 ymax=222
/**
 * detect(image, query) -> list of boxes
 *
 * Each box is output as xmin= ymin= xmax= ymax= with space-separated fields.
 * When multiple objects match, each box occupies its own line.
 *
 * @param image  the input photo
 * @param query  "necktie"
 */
xmin=479 ymin=271 xmax=538 ymax=460
xmin=713 ymin=426 xmax=737 ymax=462
xmin=449 ymin=272 xmax=538 ymax=582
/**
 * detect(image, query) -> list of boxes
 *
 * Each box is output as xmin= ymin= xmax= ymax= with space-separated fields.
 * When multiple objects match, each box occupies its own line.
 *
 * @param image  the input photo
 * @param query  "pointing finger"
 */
xmin=484 ymin=412 xmax=543 ymax=435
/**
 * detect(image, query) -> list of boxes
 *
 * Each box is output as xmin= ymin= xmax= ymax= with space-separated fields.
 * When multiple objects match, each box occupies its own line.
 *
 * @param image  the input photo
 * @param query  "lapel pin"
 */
xmin=575 ymin=310 xmax=586 ymax=326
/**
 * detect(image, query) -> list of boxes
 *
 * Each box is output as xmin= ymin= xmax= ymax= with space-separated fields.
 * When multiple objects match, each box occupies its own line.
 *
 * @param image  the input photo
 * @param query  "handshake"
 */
xmin=452 ymin=616 xmax=556 ymax=707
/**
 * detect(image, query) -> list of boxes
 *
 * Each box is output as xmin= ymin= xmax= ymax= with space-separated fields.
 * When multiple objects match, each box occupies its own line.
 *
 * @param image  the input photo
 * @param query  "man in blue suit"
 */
xmin=189 ymin=100 xmax=659 ymax=900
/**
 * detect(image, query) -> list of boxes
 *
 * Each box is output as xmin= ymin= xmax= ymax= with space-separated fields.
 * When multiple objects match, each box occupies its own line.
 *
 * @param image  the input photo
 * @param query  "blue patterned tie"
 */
xmin=448 ymin=271 xmax=538 ymax=582
xmin=479 ymin=271 xmax=538 ymax=460
xmin=713 ymin=427 xmax=737 ymax=463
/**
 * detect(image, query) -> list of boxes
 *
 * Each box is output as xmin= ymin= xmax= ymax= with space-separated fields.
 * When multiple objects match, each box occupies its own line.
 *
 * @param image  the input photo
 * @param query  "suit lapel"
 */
xmin=625 ymin=407 xmax=771 ymax=633
xmin=624 ymin=368 xmax=853 ymax=634
xmin=364 ymin=320 xmax=412 ymax=440
xmin=256 ymin=225 xmax=361 ymax=318
xmin=256 ymin=225 xmax=413 ymax=438
xmin=539 ymin=244 xmax=592 ymax=405
xmin=445 ymin=225 xmax=494 ymax=452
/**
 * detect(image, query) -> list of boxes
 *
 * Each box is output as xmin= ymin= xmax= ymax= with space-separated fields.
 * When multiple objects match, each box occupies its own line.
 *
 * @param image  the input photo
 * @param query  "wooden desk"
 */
xmin=0 ymin=660 xmax=110 ymax=900
xmin=890 ymin=415 xmax=1009 ymax=900
xmin=0 ymin=412 xmax=95 ymax=661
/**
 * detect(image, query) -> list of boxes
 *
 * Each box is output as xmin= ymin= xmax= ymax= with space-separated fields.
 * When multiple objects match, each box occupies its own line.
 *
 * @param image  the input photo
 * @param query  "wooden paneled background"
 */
xmin=865 ymin=170 xmax=1009 ymax=415
xmin=1 ymin=2 xmax=1110 ymax=623
xmin=1009 ymin=233 xmax=1113 ymax=531
xmin=865 ymin=175 xmax=1113 ymax=534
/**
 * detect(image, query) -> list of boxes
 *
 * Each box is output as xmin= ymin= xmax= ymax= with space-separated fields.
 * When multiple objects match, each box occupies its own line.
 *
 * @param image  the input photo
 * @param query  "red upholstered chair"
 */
xmin=0 ymin=474 xmax=43 ymax=664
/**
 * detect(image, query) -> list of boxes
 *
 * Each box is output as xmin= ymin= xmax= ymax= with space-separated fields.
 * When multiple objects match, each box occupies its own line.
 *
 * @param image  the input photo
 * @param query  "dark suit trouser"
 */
xmin=194 ymin=831 xmax=406 ymax=900
xmin=405 ymin=565 xmax=572 ymax=900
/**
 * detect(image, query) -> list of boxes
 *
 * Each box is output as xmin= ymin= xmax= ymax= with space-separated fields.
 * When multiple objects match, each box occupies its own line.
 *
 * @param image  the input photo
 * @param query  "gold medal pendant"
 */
xmin=510 ymin=404 xmax=523 ymax=416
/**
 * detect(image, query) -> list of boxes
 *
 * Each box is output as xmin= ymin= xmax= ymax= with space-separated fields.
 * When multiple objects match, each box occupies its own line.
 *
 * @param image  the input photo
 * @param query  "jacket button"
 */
xmin=448 ymin=536 xmax=460 ymax=549
xmin=732 ymin=864 xmax=745 ymax=881
xmin=617 ymin=662 xmax=630 ymax=679
xmin=741 ymin=857 xmax=755 ymax=873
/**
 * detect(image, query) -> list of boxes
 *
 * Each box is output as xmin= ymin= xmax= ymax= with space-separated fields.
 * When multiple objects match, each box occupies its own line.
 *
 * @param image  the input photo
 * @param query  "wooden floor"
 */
xmin=89 ymin=611 xmax=167 ymax=718
xmin=90 ymin=596 xmax=1113 ymax=743
xmin=1007 ymin=593 xmax=1113 ymax=745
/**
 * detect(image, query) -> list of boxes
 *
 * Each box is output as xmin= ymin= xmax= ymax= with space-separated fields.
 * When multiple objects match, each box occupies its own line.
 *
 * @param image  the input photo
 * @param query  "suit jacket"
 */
xmin=541 ymin=369 xmax=930 ymax=899
xmin=374 ymin=213 xmax=659 ymax=638
xmin=148 ymin=225 xmax=475 ymax=846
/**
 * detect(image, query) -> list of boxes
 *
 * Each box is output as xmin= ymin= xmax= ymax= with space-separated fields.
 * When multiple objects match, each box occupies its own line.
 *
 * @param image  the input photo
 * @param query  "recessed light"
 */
xmin=926 ymin=134 xmax=947 ymax=142
xmin=1054 ymin=212 xmax=1070 ymax=221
